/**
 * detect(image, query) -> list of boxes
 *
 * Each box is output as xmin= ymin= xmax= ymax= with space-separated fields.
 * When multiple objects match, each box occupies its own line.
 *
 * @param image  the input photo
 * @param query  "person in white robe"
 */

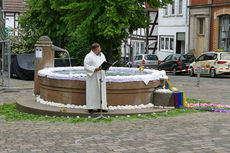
xmin=84 ymin=43 xmax=107 ymax=114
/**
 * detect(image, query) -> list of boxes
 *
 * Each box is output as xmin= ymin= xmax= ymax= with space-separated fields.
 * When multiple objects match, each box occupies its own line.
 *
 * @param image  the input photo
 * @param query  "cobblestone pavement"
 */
xmin=1 ymin=112 xmax=230 ymax=153
xmin=0 ymin=78 xmax=230 ymax=152
xmin=168 ymin=74 xmax=230 ymax=105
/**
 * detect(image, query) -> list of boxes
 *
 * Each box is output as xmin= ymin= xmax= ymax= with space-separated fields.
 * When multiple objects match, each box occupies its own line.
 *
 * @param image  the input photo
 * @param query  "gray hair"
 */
xmin=91 ymin=43 xmax=100 ymax=50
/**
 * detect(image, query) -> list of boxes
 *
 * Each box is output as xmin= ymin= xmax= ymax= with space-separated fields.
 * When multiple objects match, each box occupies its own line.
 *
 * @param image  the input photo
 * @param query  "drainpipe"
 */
xmin=207 ymin=0 xmax=212 ymax=51
xmin=186 ymin=0 xmax=189 ymax=54
xmin=186 ymin=0 xmax=188 ymax=25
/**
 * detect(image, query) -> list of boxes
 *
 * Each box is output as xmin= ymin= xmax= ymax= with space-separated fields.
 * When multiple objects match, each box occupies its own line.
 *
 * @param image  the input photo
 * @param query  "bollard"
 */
xmin=34 ymin=36 xmax=54 ymax=95
xmin=197 ymin=67 xmax=200 ymax=87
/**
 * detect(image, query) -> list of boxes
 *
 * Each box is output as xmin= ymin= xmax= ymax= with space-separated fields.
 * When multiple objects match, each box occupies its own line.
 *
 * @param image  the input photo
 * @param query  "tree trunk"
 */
xmin=106 ymin=41 xmax=113 ymax=63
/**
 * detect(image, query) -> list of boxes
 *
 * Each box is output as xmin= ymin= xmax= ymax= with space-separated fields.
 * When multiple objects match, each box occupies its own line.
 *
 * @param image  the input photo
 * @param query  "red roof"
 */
xmin=3 ymin=0 xmax=26 ymax=12
xmin=145 ymin=2 xmax=158 ymax=11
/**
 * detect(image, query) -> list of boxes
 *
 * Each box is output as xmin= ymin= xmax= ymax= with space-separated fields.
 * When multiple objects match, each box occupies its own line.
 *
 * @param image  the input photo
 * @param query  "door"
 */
xmin=176 ymin=32 xmax=185 ymax=54
xmin=195 ymin=53 xmax=217 ymax=74
xmin=204 ymin=53 xmax=217 ymax=74
xmin=197 ymin=36 xmax=205 ymax=57
xmin=133 ymin=55 xmax=143 ymax=66
xmin=161 ymin=55 xmax=172 ymax=70
xmin=170 ymin=55 xmax=180 ymax=70
xmin=193 ymin=54 xmax=206 ymax=74
xmin=196 ymin=18 xmax=205 ymax=57
xmin=176 ymin=41 xmax=181 ymax=54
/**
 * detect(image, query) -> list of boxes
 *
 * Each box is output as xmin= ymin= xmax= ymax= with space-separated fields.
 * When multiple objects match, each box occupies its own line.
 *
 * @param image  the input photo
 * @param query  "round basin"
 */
xmin=38 ymin=67 xmax=167 ymax=106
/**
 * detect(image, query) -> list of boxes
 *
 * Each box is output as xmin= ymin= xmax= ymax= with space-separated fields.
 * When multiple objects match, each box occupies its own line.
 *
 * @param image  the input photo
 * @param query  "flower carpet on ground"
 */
xmin=166 ymin=79 xmax=230 ymax=113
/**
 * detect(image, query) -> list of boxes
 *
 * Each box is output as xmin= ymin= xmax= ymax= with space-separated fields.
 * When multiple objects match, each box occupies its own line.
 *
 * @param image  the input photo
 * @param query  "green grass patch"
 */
xmin=0 ymin=101 xmax=205 ymax=123
xmin=186 ymin=98 xmax=211 ymax=104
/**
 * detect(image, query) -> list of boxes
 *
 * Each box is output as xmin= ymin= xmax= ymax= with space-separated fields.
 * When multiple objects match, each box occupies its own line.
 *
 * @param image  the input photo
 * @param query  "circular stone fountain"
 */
xmin=37 ymin=67 xmax=167 ymax=106
xmin=16 ymin=36 xmax=171 ymax=117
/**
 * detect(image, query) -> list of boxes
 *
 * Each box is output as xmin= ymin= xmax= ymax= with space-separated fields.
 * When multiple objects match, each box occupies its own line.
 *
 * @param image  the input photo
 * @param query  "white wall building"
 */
xmin=156 ymin=0 xmax=190 ymax=60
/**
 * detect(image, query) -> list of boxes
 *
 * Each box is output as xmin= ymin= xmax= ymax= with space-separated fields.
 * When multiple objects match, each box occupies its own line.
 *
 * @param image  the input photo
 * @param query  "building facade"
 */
xmin=2 ymin=0 xmax=26 ymax=36
xmin=156 ymin=0 xmax=190 ymax=60
xmin=121 ymin=4 xmax=158 ymax=61
xmin=189 ymin=1 xmax=210 ymax=57
xmin=210 ymin=1 xmax=230 ymax=52
xmin=189 ymin=0 xmax=230 ymax=57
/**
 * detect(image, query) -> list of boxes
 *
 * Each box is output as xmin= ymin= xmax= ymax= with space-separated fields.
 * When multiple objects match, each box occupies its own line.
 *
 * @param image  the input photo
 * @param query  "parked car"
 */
xmin=126 ymin=61 xmax=132 ymax=67
xmin=158 ymin=54 xmax=195 ymax=75
xmin=121 ymin=57 xmax=130 ymax=66
xmin=131 ymin=54 xmax=159 ymax=69
xmin=189 ymin=52 xmax=230 ymax=78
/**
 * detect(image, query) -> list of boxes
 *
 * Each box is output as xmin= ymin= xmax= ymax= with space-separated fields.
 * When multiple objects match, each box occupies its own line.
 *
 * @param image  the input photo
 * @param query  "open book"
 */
xmin=100 ymin=60 xmax=118 ymax=70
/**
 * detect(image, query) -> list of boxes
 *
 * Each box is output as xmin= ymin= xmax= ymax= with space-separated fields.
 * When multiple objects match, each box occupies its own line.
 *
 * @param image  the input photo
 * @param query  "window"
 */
xmin=5 ymin=12 xmax=20 ymax=36
xmin=182 ymin=55 xmax=196 ymax=62
xmin=145 ymin=55 xmax=158 ymax=60
xmin=198 ymin=18 xmax=204 ymax=35
xmin=161 ymin=37 xmax=164 ymax=49
xmin=171 ymin=2 xmax=175 ymax=15
xmin=179 ymin=0 xmax=183 ymax=14
xmin=165 ymin=38 xmax=169 ymax=49
xmin=134 ymin=55 xmax=143 ymax=61
xmin=141 ymin=42 xmax=145 ymax=54
xmin=205 ymin=53 xmax=217 ymax=60
xmin=165 ymin=6 xmax=168 ymax=15
xmin=165 ymin=55 xmax=172 ymax=61
xmin=136 ymin=42 xmax=140 ymax=54
xmin=197 ymin=54 xmax=206 ymax=61
xmin=160 ymin=36 xmax=174 ymax=51
xmin=219 ymin=15 xmax=230 ymax=52
xmin=172 ymin=55 xmax=179 ymax=61
xmin=170 ymin=38 xmax=174 ymax=50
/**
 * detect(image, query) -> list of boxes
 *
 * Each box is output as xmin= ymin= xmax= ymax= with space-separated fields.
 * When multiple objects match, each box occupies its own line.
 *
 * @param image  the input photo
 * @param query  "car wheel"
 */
xmin=173 ymin=67 xmax=178 ymax=75
xmin=210 ymin=69 xmax=216 ymax=78
xmin=189 ymin=68 xmax=195 ymax=77
xmin=127 ymin=63 xmax=132 ymax=68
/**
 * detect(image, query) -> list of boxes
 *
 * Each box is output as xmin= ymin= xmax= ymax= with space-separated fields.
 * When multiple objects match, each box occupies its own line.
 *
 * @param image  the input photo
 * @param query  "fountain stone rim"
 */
xmin=38 ymin=66 xmax=168 ymax=84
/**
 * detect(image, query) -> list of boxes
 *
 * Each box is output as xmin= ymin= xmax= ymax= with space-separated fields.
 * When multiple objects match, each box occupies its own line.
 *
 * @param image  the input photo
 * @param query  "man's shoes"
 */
xmin=88 ymin=109 xmax=94 ymax=114
xmin=97 ymin=109 xmax=108 ymax=113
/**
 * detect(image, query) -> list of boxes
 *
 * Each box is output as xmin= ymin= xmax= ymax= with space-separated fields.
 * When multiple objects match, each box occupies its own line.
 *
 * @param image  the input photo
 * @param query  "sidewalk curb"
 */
xmin=0 ymin=87 xmax=33 ymax=93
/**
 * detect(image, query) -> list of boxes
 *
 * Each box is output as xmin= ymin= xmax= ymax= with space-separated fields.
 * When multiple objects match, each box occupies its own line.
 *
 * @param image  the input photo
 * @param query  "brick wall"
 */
xmin=209 ymin=5 xmax=230 ymax=50
xmin=190 ymin=0 xmax=209 ymax=6
xmin=213 ymin=0 xmax=230 ymax=4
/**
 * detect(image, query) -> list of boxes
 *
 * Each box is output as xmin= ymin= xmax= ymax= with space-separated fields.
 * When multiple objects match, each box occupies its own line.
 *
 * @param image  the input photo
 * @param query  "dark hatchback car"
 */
xmin=158 ymin=54 xmax=196 ymax=75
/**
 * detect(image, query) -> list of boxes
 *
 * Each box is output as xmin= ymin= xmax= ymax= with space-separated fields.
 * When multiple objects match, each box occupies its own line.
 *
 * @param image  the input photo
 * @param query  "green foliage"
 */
xmin=20 ymin=0 xmax=69 ymax=51
xmin=7 ymin=28 xmax=34 ymax=54
xmin=19 ymin=0 xmax=172 ymax=65
xmin=186 ymin=98 xmax=211 ymax=104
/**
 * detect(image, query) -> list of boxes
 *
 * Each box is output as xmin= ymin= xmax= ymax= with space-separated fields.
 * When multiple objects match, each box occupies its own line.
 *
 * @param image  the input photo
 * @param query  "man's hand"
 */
xmin=95 ymin=67 xmax=101 ymax=71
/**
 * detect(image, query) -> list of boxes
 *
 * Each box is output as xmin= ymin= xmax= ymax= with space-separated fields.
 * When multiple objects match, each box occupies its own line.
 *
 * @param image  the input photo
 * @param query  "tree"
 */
xmin=20 ymin=0 xmax=172 ymax=64
xmin=7 ymin=28 xmax=34 ymax=54
xmin=19 ymin=0 xmax=69 ymax=53
xmin=62 ymin=0 xmax=172 ymax=63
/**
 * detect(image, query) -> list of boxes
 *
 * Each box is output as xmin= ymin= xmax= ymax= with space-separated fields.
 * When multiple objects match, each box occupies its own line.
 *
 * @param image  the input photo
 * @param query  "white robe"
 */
xmin=84 ymin=51 xmax=107 ymax=109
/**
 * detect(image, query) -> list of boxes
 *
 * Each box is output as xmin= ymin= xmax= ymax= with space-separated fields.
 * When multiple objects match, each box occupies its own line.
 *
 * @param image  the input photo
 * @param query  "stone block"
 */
xmin=153 ymin=89 xmax=174 ymax=107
